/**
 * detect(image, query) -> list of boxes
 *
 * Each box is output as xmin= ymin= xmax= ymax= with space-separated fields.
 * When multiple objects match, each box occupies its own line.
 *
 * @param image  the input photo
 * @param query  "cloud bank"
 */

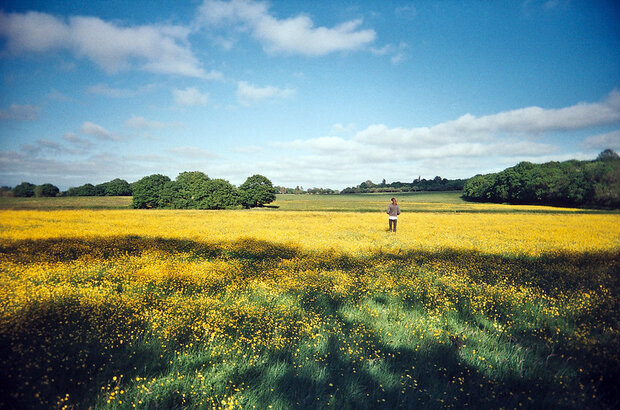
xmin=266 ymin=90 xmax=620 ymax=185
xmin=79 ymin=122 xmax=121 ymax=141
xmin=2 ymin=90 xmax=619 ymax=189
xmin=237 ymin=81 xmax=295 ymax=104
xmin=0 ymin=10 xmax=207 ymax=77
xmin=0 ymin=104 xmax=40 ymax=121
xmin=197 ymin=0 xmax=376 ymax=55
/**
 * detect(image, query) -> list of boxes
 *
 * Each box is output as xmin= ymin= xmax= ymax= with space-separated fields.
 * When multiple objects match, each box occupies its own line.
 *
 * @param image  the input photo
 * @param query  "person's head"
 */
xmin=391 ymin=197 xmax=397 ymax=205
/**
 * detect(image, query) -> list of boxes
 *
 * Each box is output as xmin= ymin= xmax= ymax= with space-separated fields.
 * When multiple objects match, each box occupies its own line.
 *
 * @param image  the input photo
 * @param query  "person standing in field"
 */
xmin=387 ymin=197 xmax=400 ymax=232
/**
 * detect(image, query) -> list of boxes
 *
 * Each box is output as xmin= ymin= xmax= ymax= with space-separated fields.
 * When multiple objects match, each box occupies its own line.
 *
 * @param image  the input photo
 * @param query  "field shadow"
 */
xmin=225 ymin=314 xmax=563 ymax=409
xmin=2 ymin=235 xmax=619 ymax=408
xmin=0 ymin=235 xmax=300 ymax=264
xmin=3 ymin=235 xmax=617 ymax=290
xmin=0 ymin=297 xmax=167 ymax=409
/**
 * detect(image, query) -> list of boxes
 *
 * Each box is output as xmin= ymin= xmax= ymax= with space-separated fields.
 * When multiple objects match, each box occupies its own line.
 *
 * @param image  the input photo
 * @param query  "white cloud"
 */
xmin=87 ymin=83 xmax=156 ymax=98
xmin=79 ymin=121 xmax=121 ymax=141
xmin=0 ymin=10 xmax=207 ymax=78
xmin=266 ymin=91 xmax=620 ymax=184
xmin=56 ymin=60 xmax=77 ymax=72
xmin=255 ymin=16 xmax=375 ymax=56
xmin=0 ymin=10 xmax=70 ymax=54
xmin=62 ymin=132 xmax=81 ymax=143
xmin=0 ymin=104 xmax=40 ymax=121
xmin=355 ymin=90 xmax=620 ymax=147
xmin=124 ymin=116 xmax=167 ymax=130
xmin=36 ymin=139 xmax=63 ymax=151
xmin=204 ymin=69 xmax=225 ymax=80
xmin=274 ymin=135 xmax=556 ymax=164
xmin=211 ymin=35 xmax=236 ymax=50
xmin=390 ymin=44 xmax=409 ymax=64
xmin=48 ymin=89 xmax=72 ymax=102
xmin=370 ymin=42 xmax=409 ymax=64
xmin=330 ymin=123 xmax=357 ymax=134
xmin=63 ymin=132 xmax=94 ymax=150
xmin=237 ymin=81 xmax=295 ymax=104
xmin=0 ymin=148 xmax=163 ymax=189
xmin=173 ymin=87 xmax=209 ymax=106
xmin=21 ymin=139 xmax=64 ymax=156
xmin=197 ymin=0 xmax=376 ymax=56
xmin=582 ymin=129 xmax=620 ymax=151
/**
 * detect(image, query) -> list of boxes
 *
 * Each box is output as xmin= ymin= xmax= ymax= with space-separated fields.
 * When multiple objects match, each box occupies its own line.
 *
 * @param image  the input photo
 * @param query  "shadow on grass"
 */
xmin=213 ymin=312 xmax=572 ymax=409
xmin=2 ymin=236 xmax=617 ymax=289
xmin=1 ymin=235 xmax=619 ymax=408
xmin=0 ymin=297 xmax=167 ymax=409
xmin=0 ymin=236 xmax=300 ymax=264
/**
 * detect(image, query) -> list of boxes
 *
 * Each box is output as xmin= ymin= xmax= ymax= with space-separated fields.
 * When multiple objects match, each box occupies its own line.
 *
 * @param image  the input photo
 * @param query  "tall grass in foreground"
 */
xmin=0 ymin=210 xmax=619 ymax=409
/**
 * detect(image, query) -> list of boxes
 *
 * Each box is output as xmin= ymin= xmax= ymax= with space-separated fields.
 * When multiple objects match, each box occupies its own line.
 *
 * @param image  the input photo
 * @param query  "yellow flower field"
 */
xmin=1 ymin=209 xmax=618 ymax=255
xmin=1 ymin=208 xmax=619 ymax=409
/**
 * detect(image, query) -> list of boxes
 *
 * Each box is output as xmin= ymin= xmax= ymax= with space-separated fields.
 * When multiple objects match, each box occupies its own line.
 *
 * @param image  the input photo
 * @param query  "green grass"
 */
xmin=271 ymin=192 xmax=466 ymax=212
xmin=0 ymin=196 xmax=133 ymax=210
xmin=1 ymin=237 xmax=618 ymax=409
xmin=2 ymin=192 xmax=609 ymax=213
xmin=0 ymin=192 xmax=459 ymax=212
xmin=271 ymin=192 xmax=613 ymax=213
xmin=1 ymin=192 xmax=618 ymax=408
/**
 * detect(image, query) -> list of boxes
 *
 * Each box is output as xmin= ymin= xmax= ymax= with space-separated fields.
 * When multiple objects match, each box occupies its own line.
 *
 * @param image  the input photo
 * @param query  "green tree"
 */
xmin=597 ymin=148 xmax=619 ymax=161
xmin=462 ymin=174 xmax=496 ymax=201
xmin=65 ymin=184 xmax=97 ymax=196
xmin=462 ymin=152 xmax=620 ymax=208
xmin=175 ymin=171 xmax=211 ymax=208
xmin=94 ymin=183 xmax=107 ymax=196
xmin=12 ymin=182 xmax=36 ymax=197
xmin=104 ymin=178 xmax=132 ymax=196
xmin=80 ymin=184 xmax=97 ymax=196
xmin=239 ymin=174 xmax=276 ymax=208
xmin=94 ymin=179 xmax=132 ymax=196
xmin=34 ymin=183 xmax=59 ymax=197
xmin=199 ymin=179 xmax=241 ymax=209
xmin=157 ymin=181 xmax=184 ymax=208
xmin=65 ymin=186 xmax=81 ymax=196
xmin=132 ymin=174 xmax=171 ymax=209
xmin=586 ymin=159 xmax=620 ymax=207
xmin=156 ymin=173 xmax=241 ymax=209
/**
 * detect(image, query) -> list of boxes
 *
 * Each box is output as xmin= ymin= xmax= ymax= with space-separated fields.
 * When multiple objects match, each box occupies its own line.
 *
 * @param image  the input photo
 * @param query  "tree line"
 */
xmin=4 ymin=149 xmax=618 ymax=209
xmin=3 ymin=172 xmax=276 ymax=210
xmin=131 ymin=172 xmax=275 ymax=209
xmin=340 ymin=176 xmax=467 ymax=194
xmin=463 ymin=149 xmax=620 ymax=208
xmin=3 ymin=178 xmax=132 ymax=198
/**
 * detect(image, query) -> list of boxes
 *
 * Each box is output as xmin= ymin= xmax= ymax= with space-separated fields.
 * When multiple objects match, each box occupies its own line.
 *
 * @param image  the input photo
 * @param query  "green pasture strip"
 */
xmin=0 ymin=193 xmax=613 ymax=213
xmin=273 ymin=191 xmax=466 ymax=208
xmin=271 ymin=193 xmax=606 ymax=214
xmin=0 ymin=196 xmax=133 ymax=210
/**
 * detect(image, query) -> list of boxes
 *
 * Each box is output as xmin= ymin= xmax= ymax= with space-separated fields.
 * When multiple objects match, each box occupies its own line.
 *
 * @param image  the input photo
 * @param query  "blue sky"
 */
xmin=1 ymin=0 xmax=619 ymax=190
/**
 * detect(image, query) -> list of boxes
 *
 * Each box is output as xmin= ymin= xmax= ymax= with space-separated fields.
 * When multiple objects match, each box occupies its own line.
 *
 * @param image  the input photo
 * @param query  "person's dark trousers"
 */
xmin=389 ymin=219 xmax=397 ymax=232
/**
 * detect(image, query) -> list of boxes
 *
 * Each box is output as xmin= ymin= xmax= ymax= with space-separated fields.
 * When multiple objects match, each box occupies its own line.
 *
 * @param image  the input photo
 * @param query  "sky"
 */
xmin=1 ymin=0 xmax=619 ymax=190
